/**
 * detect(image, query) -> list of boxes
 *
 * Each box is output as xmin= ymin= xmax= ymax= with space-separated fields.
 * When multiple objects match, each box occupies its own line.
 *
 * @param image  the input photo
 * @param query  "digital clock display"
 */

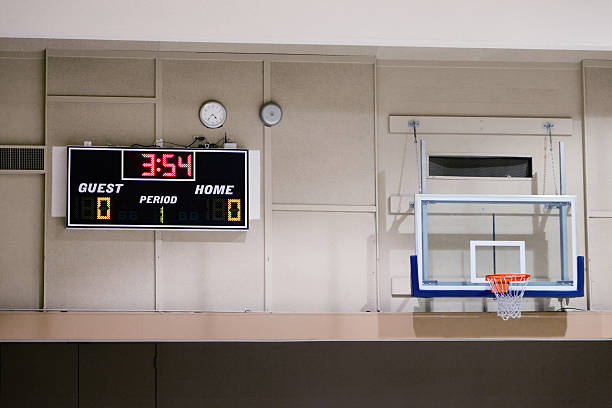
xmin=122 ymin=150 xmax=195 ymax=180
xmin=67 ymin=147 xmax=248 ymax=230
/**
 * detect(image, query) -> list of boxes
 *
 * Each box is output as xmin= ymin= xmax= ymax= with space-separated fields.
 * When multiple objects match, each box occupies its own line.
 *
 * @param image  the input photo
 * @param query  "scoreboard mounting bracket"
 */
xmin=66 ymin=146 xmax=249 ymax=230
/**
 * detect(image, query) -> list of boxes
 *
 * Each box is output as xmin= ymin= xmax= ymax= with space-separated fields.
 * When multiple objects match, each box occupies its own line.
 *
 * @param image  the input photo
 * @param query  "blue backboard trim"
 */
xmin=410 ymin=255 xmax=584 ymax=298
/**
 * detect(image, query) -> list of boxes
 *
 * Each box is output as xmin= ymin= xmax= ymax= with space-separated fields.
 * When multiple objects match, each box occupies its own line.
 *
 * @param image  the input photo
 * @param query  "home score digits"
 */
xmin=67 ymin=147 xmax=248 ymax=230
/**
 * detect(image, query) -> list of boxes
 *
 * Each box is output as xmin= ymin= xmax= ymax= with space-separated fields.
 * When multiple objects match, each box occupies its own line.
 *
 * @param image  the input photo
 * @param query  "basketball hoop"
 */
xmin=486 ymin=274 xmax=530 ymax=320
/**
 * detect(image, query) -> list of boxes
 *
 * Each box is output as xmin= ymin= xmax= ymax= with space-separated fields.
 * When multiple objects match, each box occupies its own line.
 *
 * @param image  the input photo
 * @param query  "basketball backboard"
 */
xmin=411 ymin=194 xmax=584 ymax=297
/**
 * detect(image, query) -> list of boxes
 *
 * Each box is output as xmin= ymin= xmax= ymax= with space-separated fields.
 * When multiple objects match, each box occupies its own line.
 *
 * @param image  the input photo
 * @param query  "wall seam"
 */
xmin=42 ymin=49 xmax=48 ymax=309
xmin=263 ymin=59 xmax=272 ymax=312
xmin=373 ymin=59 xmax=381 ymax=312
xmin=153 ymin=57 xmax=163 ymax=311
xmin=581 ymin=61 xmax=592 ymax=310
xmin=0 ymin=344 xmax=2 ymax=402
xmin=76 ymin=344 xmax=80 ymax=408
xmin=154 ymin=343 xmax=158 ymax=408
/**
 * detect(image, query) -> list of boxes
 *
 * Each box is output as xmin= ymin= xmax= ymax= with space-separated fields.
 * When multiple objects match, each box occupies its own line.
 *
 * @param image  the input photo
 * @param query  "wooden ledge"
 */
xmin=0 ymin=311 xmax=611 ymax=341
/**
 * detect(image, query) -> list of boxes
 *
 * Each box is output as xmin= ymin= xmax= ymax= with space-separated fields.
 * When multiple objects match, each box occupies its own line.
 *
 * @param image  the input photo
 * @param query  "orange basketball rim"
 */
xmin=486 ymin=274 xmax=531 ymax=294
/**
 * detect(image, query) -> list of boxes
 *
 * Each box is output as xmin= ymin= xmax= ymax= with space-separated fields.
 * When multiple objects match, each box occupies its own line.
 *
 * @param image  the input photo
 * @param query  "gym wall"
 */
xmin=377 ymin=61 xmax=586 ymax=312
xmin=1 ymin=39 xmax=610 ymax=312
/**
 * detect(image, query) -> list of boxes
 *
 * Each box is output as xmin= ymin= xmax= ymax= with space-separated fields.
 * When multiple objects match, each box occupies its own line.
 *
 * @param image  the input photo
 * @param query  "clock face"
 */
xmin=199 ymin=101 xmax=227 ymax=129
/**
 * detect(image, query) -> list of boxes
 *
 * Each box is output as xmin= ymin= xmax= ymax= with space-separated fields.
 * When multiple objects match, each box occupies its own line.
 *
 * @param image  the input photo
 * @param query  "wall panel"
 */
xmin=46 ymin=102 xmax=155 ymax=145
xmin=48 ymin=56 xmax=155 ymax=97
xmin=0 ymin=343 xmax=78 ymax=408
xmin=157 ymin=225 xmax=264 ymax=311
xmin=45 ymin=102 xmax=156 ymax=309
xmin=587 ymin=219 xmax=612 ymax=310
xmin=44 ymin=224 xmax=155 ymax=309
xmin=0 ymin=56 xmax=45 ymax=309
xmin=79 ymin=343 xmax=155 ymax=408
xmin=157 ymin=341 xmax=612 ymax=408
xmin=583 ymin=65 xmax=612 ymax=309
xmin=270 ymin=211 xmax=376 ymax=312
xmin=584 ymin=67 xmax=612 ymax=212
xmin=0 ymin=175 xmax=43 ymax=308
xmin=377 ymin=62 xmax=585 ymax=312
xmin=157 ymin=59 xmax=264 ymax=311
xmin=270 ymin=62 xmax=375 ymax=205
xmin=0 ymin=56 xmax=44 ymax=145
xmin=162 ymin=59 xmax=263 ymax=148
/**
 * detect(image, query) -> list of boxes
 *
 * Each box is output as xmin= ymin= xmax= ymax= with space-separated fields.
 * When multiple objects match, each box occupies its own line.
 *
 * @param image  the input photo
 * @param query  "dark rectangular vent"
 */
xmin=429 ymin=156 xmax=532 ymax=178
xmin=0 ymin=147 xmax=45 ymax=171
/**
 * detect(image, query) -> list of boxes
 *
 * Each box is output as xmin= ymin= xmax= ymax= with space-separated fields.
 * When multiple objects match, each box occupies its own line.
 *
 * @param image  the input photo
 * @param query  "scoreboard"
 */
xmin=67 ymin=147 xmax=248 ymax=230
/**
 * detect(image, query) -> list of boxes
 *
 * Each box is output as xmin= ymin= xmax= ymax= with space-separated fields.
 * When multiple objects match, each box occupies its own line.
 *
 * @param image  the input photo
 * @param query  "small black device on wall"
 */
xmin=66 ymin=146 xmax=248 ymax=230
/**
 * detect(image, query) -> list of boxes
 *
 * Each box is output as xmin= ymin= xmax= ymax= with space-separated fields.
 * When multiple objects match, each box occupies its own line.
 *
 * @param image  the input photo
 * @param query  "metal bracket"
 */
xmin=556 ymin=281 xmax=573 ymax=286
xmin=545 ymin=203 xmax=563 ymax=210
xmin=420 ymin=139 xmax=427 ymax=194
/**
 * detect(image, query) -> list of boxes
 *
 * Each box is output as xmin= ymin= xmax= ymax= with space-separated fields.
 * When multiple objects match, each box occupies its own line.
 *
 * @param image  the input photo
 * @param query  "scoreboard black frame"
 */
xmin=67 ymin=146 xmax=249 ymax=230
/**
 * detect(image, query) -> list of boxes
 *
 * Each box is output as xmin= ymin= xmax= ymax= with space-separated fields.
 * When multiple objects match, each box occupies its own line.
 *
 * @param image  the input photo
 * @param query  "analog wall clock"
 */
xmin=199 ymin=100 xmax=227 ymax=129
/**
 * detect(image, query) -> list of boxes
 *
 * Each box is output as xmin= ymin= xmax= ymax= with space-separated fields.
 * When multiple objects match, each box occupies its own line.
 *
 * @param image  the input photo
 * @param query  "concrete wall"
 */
xmin=1 ymin=39 xmax=610 ymax=312
xmin=0 ymin=53 xmax=44 ymax=308
xmin=0 ymin=46 xmax=377 ymax=312
xmin=377 ymin=60 xmax=586 ymax=312
xmin=583 ymin=61 xmax=612 ymax=310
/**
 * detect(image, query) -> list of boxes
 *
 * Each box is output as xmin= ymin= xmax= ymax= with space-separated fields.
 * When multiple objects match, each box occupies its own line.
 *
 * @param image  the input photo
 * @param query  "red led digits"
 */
xmin=141 ymin=153 xmax=155 ymax=176
xmin=134 ymin=151 xmax=193 ymax=179
xmin=162 ymin=154 xmax=176 ymax=177
xmin=178 ymin=154 xmax=192 ymax=176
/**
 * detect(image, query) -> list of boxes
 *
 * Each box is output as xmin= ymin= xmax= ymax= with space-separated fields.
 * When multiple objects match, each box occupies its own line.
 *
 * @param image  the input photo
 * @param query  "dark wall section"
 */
xmin=157 ymin=342 xmax=612 ymax=408
xmin=0 ymin=343 xmax=78 ymax=408
xmin=79 ymin=344 xmax=155 ymax=408
xmin=2 ymin=341 xmax=612 ymax=408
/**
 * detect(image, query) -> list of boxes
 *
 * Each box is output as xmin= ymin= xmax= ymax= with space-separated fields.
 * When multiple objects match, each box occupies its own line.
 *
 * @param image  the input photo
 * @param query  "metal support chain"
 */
xmin=543 ymin=122 xmax=558 ymax=195
xmin=408 ymin=120 xmax=421 ymax=194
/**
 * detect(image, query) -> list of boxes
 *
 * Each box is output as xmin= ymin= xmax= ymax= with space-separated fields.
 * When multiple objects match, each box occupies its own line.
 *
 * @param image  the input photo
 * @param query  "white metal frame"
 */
xmin=469 ymin=240 xmax=526 ymax=283
xmin=415 ymin=193 xmax=578 ymax=292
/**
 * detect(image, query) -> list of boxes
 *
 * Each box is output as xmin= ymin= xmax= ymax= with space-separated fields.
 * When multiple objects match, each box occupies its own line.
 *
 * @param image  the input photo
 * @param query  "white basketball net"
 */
xmin=487 ymin=274 xmax=530 ymax=320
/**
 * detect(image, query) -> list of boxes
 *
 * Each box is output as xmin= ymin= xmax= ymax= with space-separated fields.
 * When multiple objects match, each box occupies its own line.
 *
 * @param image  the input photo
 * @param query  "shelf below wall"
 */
xmin=1 ymin=311 xmax=611 ymax=341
